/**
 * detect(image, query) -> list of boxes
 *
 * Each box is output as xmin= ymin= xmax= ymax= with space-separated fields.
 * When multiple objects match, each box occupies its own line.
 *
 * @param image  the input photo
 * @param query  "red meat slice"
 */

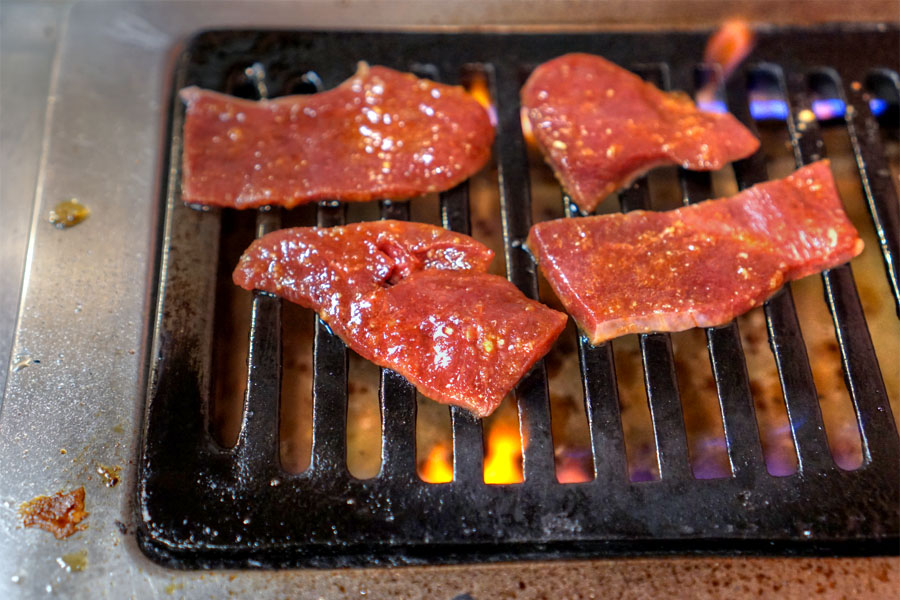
xmin=233 ymin=220 xmax=494 ymax=329
xmin=181 ymin=63 xmax=494 ymax=208
xmin=521 ymin=53 xmax=760 ymax=213
xmin=526 ymin=161 xmax=863 ymax=345
xmin=234 ymin=221 xmax=566 ymax=417
xmin=355 ymin=270 xmax=567 ymax=417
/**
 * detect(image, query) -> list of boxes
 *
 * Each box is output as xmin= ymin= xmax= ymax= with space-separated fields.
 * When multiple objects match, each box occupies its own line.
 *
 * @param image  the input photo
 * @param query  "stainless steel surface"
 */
xmin=0 ymin=2 xmax=65 ymax=399
xmin=1 ymin=1 xmax=897 ymax=599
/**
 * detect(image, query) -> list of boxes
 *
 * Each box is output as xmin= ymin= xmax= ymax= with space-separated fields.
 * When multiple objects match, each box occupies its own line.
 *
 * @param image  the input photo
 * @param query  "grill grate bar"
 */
xmin=726 ymin=69 xmax=834 ymax=474
xmin=765 ymin=287 xmax=834 ymax=472
xmin=440 ymin=182 xmax=472 ymax=234
xmin=702 ymin=324 xmax=766 ymax=476
xmin=675 ymin=66 xmax=766 ymax=479
xmin=450 ymin=406 xmax=484 ymax=483
xmin=822 ymin=267 xmax=900 ymax=465
xmin=785 ymin=71 xmax=900 ymax=467
xmin=234 ymin=208 xmax=284 ymax=475
xmin=230 ymin=69 xmax=283 ymax=475
xmin=379 ymin=369 xmax=418 ymax=479
xmin=678 ymin=168 xmax=766 ymax=479
xmin=562 ymin=194 xmax=628 ymax=483
xmin=377 ymin=199 xmax=419 ymax=479
xmin=578 ymin=336 xmax=627 ymax=482
xmin=492 ymin=62 xmax=555 ymax=482
xmin=639 ymin=333 xmax=691 ymax=480
xmin=839 ymin=70 xmax=900 ymax=315
xmin=619 ymin=64 xmax=691 ymax=481
xmin=310 ymin=201 xmax=349 ymax=474
xmin=439 ymin=180 xmax=485 ymax=483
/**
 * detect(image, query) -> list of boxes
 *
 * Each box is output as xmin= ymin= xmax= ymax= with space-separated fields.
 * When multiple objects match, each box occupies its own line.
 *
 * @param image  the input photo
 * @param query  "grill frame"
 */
xmin=137 ymin=26 xmax=900 ymax=569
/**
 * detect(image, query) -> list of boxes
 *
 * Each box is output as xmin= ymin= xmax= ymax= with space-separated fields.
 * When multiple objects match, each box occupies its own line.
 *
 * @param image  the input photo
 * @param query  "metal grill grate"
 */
xmin=138 ymin=27 xmax=900 ymax=568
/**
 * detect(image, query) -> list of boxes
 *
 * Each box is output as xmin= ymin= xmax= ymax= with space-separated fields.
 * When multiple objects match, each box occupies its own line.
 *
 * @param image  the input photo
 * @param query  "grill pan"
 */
xmin=138 ymin=26 xmax=900 ymax=568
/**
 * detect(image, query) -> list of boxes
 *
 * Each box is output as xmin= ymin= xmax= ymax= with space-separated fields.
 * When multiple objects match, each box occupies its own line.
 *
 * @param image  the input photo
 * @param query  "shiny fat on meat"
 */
xmin=526 ymin=161 xmax=863 ymax=345
xmin=521 ymin=53 xmax=760 ymax=213
xmin=181 ymin=63 xmax=494 ymax=208
xmin=233 ymin=221 xmax=567 ymax=418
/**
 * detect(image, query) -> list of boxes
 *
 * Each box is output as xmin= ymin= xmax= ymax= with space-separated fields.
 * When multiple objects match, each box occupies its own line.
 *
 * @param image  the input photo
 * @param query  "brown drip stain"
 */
xmin=96 ymin=464 xmax=121 ymax=488
xmin=49 ymin=199 xmax=90 ymax=229
xmin=19 ymin=487 xmax=88 ymax=539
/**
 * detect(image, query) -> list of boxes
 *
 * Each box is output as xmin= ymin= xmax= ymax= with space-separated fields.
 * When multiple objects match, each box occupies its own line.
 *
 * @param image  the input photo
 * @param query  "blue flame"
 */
xmin=748 ymin=98 xmax=790 ymax=120
xmin=700 ymin=96 xmax=890 ymax=120
xmin=747 ymin=97 xmax=889 ymax=121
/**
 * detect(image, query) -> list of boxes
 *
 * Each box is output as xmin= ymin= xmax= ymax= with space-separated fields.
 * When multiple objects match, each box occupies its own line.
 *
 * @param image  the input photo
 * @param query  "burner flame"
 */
xmin=484 ymin=422 xmax=524 ymax=484
xmin=555 ymin=447 xmax=593 ymax=484
xmin=420 ymin=443 xmax=453 ymax=483
xmin=418 ymin=420 xmax=525 ymax=484
xmin=468 ymin=74 xmax=497 ymax=128
xmin=697 ymin=20 xmax=755 ymax=108
xmin=704 ymin=20 xmax=755 ymax=80
xmin=520 ymin=108 xmax=537 ymax=147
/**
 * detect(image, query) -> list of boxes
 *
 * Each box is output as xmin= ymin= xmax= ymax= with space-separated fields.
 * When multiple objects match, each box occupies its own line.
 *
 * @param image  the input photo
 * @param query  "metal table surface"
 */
xmin=0 ymin=1 xmax=897 ymax=599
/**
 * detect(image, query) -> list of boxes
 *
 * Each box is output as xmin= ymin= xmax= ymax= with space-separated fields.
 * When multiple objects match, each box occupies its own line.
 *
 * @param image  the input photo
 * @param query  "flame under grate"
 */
xmin=138 ymin=27 xmax=900 ymax=568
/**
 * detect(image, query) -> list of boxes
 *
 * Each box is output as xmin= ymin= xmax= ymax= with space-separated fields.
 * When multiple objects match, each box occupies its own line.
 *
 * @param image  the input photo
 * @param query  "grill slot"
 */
xmin=139 ymin=27 xmax=900 ymax=568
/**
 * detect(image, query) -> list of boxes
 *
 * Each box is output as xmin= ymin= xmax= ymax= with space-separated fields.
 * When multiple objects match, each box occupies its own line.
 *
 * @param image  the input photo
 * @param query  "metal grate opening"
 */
xmin=139 ymin=27 xmax=900 ymax=569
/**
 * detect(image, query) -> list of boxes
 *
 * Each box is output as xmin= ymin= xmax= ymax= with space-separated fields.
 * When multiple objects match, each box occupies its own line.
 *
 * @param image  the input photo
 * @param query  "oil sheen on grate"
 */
xmin=138 ymin=27 xmax=900 ymax=568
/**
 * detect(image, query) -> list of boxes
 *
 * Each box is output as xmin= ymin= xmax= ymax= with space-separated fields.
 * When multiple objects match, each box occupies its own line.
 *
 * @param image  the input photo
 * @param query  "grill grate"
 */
xmin=139 ymin=27 xmax=900 ymax=568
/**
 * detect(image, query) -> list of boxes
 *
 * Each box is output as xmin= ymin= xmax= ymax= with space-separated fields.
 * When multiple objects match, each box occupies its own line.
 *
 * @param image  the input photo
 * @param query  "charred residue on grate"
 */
xmin=139 ymin=27 xmax=900 ymax=569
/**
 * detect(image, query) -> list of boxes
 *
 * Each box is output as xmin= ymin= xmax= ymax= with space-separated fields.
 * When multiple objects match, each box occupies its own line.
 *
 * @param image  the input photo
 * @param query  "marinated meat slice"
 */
xmin=234 ymin=221 xmax=566 ymax=417
xmin=521 ymin=53 xmax=760 ymax=213
xmin=526 ymin=161 xmax=863 ymax=345
xmin=354 ymin=270 xmax=567 ymax=417
xmin=181 ymin=63 xmax=494 ymax=208
xmin=233 ymin=221 xmax=494 ymax=328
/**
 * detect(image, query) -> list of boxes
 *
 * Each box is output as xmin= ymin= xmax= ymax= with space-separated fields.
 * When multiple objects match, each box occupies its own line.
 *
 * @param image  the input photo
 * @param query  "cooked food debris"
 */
xmin=164 ymin=582 xmax=185 ymax=594
xmin=19 ymin=487 xmax=88 ymax=539
xmin=49 ymin=199 xmax=90 ymax=228
xmin=520 ymin=53 xmax=759 ymax=213
xmin=11 ymin=353 xmax=33 ymax=372
xmin=234 ymin=221 xmax=566 ymax=417
xmin=527 ymin=161 xmax=863 ymax=344
xmin=56 ymin=549 xmax=88 ymax=572
xmin=96 ymin=464 xmax=121 ymax=488
xmin=180 ymin=62 xmax=494 ymax=208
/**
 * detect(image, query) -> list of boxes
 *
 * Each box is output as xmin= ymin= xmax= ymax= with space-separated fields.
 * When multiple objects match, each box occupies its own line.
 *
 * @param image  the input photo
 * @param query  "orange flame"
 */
xmin=420 ymin=443 xmax=453 ymax=484
xmin=419 ymin=420 xmax=526 ymax=485
xmin=520 ymin=107 xmax=536 ymax=148
xmin=704 ymin=20 xmax=755 ymax=80
xmin=484 ymin=422 xmax=524 ymax=484
xmin=555 ymin=449 xmax=593 ymax=484
xmin=698 ymin=20 xmax=755 ymax=106
xmin=468 ymin=74 xmax=498 ymax=128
